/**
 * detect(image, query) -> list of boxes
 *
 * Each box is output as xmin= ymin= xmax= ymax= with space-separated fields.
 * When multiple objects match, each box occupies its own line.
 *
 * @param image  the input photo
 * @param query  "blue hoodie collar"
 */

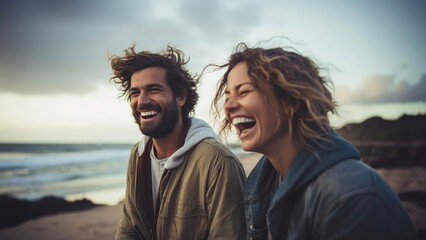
xmin=245 ymin=131 xmax=360 ymax=239
xmin=246 ymin=131 xmax=360 ymax=200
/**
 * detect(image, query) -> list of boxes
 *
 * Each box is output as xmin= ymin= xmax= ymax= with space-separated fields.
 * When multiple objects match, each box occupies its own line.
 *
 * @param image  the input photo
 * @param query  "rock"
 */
xmin=0 ymin=195 xmax=100 ymax=229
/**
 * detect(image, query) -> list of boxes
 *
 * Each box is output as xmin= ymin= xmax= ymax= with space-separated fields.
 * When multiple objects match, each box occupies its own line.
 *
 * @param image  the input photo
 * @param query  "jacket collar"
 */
xmin=137 ymin=117 xmax=217 ymax=169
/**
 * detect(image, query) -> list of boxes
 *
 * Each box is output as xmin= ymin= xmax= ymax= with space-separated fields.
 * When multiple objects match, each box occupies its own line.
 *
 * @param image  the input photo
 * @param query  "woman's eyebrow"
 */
xmin=225 ymin=82 xmax=254 ymax=96
xmin=227 ymin=82 xmax=253 ymax=93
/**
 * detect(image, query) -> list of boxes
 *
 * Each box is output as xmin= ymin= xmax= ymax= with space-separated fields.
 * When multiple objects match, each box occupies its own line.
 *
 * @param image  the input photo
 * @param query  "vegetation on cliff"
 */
xmin=337 ymin=114 xmax=426 ymax=142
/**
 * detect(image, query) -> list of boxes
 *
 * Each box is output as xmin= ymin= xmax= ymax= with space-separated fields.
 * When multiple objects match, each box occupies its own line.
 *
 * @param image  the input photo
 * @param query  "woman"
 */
xmin=212 ymin=43 xmax=416 ymax=240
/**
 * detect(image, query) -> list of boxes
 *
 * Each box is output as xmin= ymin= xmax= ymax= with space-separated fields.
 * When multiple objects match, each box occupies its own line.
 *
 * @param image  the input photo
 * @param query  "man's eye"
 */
xmin=150 ymin=88 xmax=161 ymax=93
xmin=129 ymin=91 xmax=139 ymax=98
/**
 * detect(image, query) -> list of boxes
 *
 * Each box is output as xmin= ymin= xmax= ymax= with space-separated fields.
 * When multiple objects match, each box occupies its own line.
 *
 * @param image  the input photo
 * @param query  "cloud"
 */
xmin=0 ymin=0 xmax=261 ymax=95
xmin=179 ymin=0 xmax=260 ymax=39
xmin=336 ymin=74 xmax=426 ymax=104
xmin=0 ymin=0 xmax=151 ymax=95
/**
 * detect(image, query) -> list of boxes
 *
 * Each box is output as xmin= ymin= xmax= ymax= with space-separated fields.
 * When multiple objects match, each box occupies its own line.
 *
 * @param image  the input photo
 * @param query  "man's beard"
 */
xmin=133 ymin=99 xmax=180 ymax=139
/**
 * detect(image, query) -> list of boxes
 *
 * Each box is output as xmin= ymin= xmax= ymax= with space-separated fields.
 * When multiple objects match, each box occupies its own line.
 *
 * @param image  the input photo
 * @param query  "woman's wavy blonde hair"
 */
xmin=212 ymin=43 xmax=337 ymax=148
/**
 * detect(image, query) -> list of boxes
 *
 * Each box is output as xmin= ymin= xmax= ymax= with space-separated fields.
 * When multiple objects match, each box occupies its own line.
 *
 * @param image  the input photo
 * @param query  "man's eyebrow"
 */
xmin=146 ymin=83 xmax=164 ymax=89
xmin=129 ymin=87 xmax=138 ymax=92
xmin=129 ymin=83 xmax=164 ymax=90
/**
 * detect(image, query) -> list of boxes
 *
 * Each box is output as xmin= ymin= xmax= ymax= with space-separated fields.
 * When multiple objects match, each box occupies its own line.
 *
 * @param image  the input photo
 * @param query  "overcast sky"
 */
xmin=0 ymin=0 xmax=425 ymax=143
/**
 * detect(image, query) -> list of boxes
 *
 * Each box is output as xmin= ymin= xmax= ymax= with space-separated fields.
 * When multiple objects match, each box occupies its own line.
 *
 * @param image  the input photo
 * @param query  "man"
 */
xmin=110 ymin=45 xmax=246 ymax=240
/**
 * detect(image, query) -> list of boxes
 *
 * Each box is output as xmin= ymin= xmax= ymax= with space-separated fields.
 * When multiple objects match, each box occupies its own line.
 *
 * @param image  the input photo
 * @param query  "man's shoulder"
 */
xmin=127 ymin=142 xmax=139 ymax=157
xmin=186 ymin=138 xmax=241 ymax=167
xmin=189 ymin=138 xmax=245 ymax=177
xmin=193 ymin=138 xmax=236 ymax=157
xmin=131 ymin=142 xmax=139 ymax=152
xmin=128 ymin=142 xmax=139 ymax=158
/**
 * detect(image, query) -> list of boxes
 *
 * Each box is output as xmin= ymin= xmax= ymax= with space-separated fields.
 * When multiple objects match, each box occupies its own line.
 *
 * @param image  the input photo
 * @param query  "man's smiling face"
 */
xmin=129 ymin=67 xmax=181 ymax=139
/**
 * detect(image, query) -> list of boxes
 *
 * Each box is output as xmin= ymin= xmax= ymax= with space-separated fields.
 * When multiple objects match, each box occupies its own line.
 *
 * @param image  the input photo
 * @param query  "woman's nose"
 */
xmin=224 ymin=96 xmax=239 ymax=113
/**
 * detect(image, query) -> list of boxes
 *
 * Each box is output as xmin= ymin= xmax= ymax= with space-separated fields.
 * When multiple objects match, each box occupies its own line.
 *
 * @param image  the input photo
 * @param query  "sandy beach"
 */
xmin=1 ymin=152 xmax=424 ymax=239
xmin=0 ymin=152 xmax=262 ymax=240
xmin=0 ymin=204 xmax=123 ymax=240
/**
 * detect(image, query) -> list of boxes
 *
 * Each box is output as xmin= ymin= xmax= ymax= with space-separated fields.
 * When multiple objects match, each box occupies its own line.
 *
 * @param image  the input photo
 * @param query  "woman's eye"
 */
xmin=239 ymin=89 xmax=252 ymax=96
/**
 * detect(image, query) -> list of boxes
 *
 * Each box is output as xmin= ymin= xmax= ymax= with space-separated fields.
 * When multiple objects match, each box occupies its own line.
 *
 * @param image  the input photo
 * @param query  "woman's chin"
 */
xmin=241 ymin=141 xmax=255 ymax=152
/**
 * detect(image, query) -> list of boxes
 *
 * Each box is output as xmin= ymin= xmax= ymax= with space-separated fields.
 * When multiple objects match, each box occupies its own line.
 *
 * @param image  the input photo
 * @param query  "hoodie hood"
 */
xmin=245 ymin=130 xmax=360 ymax=239
xmin=137 ymin=117 xmax=217 ymax=169
xmin=246 ymin=130 xmax=360 ymax=200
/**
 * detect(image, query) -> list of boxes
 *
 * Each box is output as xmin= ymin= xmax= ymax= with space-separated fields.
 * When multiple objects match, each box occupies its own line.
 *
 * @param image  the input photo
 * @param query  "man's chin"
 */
xmin=140 ymin=124 xmax=161 ymax=138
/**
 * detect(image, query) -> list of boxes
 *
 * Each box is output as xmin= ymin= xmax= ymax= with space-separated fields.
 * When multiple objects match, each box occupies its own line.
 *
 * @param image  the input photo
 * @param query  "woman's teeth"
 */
xmin=232 ymin=117 xmax=255 ymax=125
xmin=232 ymin=117 xmax=256 ymax=132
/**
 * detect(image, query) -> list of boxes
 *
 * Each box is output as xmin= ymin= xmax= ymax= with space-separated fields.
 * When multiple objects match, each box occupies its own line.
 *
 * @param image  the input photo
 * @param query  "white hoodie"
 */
xmin=137 ymin=118 xmax=217 ymax=168
xmin=137 ymin=118 xmax=218 ymax=207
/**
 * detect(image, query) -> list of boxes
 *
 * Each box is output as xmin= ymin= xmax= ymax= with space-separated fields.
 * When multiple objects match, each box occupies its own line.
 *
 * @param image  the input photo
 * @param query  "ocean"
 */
xmin=0 ymin=143 xmax=134 ymax=205
xmin=0 ymin=143 xmax=248 ymax=206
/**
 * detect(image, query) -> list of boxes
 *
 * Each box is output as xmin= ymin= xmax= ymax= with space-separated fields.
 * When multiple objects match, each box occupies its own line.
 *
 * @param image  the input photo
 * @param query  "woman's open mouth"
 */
xmin=232 ymin=117 xmax=256 ymax=134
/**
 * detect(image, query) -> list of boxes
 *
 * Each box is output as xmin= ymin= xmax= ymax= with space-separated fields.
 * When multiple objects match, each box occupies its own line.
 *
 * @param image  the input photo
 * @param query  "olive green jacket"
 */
xmin=115 ymin=138 xmax=246 ymax=240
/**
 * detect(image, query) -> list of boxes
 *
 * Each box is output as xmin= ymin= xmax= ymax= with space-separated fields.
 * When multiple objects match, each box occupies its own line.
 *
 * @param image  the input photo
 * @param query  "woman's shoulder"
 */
xmin=308 ymin=159 xmax=392 ymax=200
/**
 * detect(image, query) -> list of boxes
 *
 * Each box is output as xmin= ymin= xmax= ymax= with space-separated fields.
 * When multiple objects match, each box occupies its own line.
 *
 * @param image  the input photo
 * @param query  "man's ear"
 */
xmin=175 ymin=90 xmax=187 ymax=107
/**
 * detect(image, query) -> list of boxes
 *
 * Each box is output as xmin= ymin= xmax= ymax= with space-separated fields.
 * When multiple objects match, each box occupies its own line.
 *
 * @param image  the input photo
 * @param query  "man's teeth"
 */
xmin=141 ymin=111 xmax=158 ymax=117
xmin=232 ymin=117 xmax=255 ymax=125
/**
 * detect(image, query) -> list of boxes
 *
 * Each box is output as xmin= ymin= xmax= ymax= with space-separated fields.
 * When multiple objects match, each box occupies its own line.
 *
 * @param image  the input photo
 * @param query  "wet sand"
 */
xmin=1 ymin=153 xmax=424 ymax=239
xmin=0 ymin=153 xmax=262 ymax=240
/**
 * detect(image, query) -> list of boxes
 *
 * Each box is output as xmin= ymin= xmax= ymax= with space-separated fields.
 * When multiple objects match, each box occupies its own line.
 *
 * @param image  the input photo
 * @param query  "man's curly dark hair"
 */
xmin=110 ymin=44 xmax=199 ymax=121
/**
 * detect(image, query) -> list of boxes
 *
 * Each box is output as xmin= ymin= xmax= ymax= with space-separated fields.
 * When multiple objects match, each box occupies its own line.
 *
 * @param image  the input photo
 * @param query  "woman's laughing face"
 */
xmin=224 ymin=62 xmax=286 ymax=154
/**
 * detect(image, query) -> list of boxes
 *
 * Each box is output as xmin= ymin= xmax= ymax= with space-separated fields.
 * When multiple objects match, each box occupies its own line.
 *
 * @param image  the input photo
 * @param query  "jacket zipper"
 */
xmin=249 ymin=196 xmax=254 ymax=240
xmin=133 ymin=225 xmax=143 ymax=240
xmin=152 ymin=169 xmax=170 ymax=239
xmin=134 ymin=156 xmax=154 ymax=239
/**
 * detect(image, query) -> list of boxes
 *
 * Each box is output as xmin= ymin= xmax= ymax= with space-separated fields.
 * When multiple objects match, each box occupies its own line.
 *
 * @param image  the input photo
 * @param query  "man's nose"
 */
xmin=136 ymin=92 xmax=150 ymax=107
